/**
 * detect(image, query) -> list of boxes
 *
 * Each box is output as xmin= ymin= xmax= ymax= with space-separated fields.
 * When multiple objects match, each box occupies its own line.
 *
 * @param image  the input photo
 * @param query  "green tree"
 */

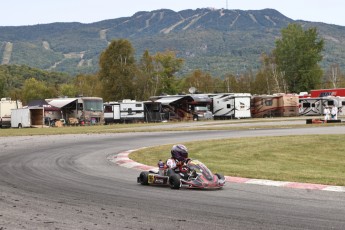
xmin=221 ymin=74 xmax=239 ymax=93
xmin=21 ymin=78 xmax=55 ymax=104
xmin=0 ymin=66 xmax=14 ymax=97
xmin=137 ymin=50 xmax=156 ymax=99
xmin=0 ymin=77 xmax=5 ymax=98
xmin=236 ymin=71 xmax=255 ymax=93
xmin=183 ymin=70 xmax=217 ymax=93
xmin=273 ymin=23 xmax=324 ymax=93
xmin=136 ymin=50 xmax=184 ymax=97
xmin=152 ymin=50 xmax=184 ymax=95
xmin=74 ymin=74 xmax=102 ymax=97
xmin=59 ymin=84 xmax=78 ymax=98
xmin=254 ymin=53 xmax=287 ymax=94
xmin=324 ymin=63 xmax=345 ymax=88
xmin=98 ymin=39 xmax=137 ymax=101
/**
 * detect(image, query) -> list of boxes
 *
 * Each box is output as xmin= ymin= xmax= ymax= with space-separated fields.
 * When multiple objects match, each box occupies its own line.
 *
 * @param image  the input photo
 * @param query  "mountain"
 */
xmin=1 ymin=8 xmax=345 ymax=77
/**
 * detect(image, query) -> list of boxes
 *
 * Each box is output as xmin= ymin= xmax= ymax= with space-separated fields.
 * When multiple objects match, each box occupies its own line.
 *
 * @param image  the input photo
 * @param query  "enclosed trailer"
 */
xmin=144 ymin=101 xmax=164 ymax=122
xmin=211 ymin=93 xmax=251 ymax=119
xmin=11 ymin=107 xmax=44 ymax=128
xmin=299 ymin=97 xmax=337 ymax=116
xmin=104 ymin=100 xmax=145 ymax=124
xmin=310 ymin=88 xmax=345 ymax=97
xmin=334 ymin=97 xmax=345 ymax=116
xmin=251 ymin=93 xmax=299 ymax=118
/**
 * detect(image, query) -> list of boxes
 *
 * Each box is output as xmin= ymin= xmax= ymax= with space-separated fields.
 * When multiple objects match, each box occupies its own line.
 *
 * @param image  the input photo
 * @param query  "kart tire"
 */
xmin=169 ymin=174 xmax=181 ymax=189
xmin=166 ymin=168 xmax=175 ymax=177
xmin=139 ymin=171 xmax=149 ymax=185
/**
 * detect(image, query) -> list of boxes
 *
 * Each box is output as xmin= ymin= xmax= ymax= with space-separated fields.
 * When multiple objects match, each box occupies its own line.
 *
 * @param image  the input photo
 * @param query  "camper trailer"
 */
xmin=104 ymin=100 xmax=145 ymax=124
xmin=0 ymin=98 xmax=23 ymax=128
xmin=251 ymin=93 xmax=299 ymax=118
xmin=211 ymin=93 xmax=251 ymax=119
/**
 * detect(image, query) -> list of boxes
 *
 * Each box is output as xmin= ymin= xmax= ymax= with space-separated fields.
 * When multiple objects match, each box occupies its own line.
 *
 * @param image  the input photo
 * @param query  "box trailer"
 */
xmin=104 ymin=100 xmax=145 ymax=124
xmin=0 ymin=98 xmax=23 ymax=128
xmin=211 ymin=93 xmax=251 ymax=119
xmin=310 ymin=88 xmax=345 ymax=97
xmin=11 ymin=107 xmax=44 ymax=128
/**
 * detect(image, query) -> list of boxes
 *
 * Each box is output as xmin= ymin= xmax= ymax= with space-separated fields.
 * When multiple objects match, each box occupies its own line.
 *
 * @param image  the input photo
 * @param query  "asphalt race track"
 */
xmin=1 ymin=125 xmax=345 ymax=229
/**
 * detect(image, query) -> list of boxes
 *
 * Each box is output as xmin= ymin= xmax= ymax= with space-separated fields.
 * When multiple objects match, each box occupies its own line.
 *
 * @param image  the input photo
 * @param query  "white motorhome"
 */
xmin=0 ymin=98 xmax=23 ymax=128
xmin=11 ymin=107 xmax=44 ymax=128
xmin=104 ymin=100 xmax=145 ymax=124
xmin=211 ymin=93 xmax=251 ymax=119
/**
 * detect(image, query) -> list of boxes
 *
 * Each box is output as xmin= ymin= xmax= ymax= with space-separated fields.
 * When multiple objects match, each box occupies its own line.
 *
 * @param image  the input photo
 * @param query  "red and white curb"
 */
xmin=108 ymin=150 xmax=345 ymax=193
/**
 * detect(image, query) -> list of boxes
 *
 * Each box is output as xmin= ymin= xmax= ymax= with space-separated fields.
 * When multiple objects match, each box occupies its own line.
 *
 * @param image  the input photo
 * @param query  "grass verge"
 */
xmin=130 ymin=135 xmax=345 ymax=186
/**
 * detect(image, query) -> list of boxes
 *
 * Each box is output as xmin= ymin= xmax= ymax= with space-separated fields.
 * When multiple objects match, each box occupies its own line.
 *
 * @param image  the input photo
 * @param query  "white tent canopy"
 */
xmin=47 ymin=98 xmax=77 ymax=108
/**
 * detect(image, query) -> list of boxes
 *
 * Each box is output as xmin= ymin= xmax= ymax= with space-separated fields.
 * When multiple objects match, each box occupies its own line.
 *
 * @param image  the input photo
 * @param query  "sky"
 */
xmin=1 ymin=0 xmax=345 ymax=27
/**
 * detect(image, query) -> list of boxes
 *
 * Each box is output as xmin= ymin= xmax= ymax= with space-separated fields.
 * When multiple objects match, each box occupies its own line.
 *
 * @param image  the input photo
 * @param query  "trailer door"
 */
xmin=234 ymin=97 xmax=251 ymax=118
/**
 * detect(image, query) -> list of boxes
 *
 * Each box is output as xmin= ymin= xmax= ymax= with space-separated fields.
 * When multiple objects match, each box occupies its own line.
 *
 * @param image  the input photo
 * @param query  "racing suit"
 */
xmin=166 ymin=158 xmax=189 ymax=179
xmin=166 ymin=158 xmax=178 ymax=169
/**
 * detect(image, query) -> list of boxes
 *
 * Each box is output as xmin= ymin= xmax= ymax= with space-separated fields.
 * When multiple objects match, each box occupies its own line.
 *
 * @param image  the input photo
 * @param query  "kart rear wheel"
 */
xmin=139 ymin=171 xmax=149 ymax=185
xmin=169 ymin=174 xmax=181 ymax=189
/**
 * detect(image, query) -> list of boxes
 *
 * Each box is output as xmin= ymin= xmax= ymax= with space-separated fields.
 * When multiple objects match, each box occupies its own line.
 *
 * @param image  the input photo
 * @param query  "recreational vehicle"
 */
xmin=45 ymin=97 xmax=104 ymax=125
xmin=104 ymin=100 xmax=145 ymax=124
xmin=150 ymin=95 xmax=212 ymax=121
xmin=251 ymin=93 xmax=299 ymax=118
xmin=211 ymin=93 xmax=251 ymax=119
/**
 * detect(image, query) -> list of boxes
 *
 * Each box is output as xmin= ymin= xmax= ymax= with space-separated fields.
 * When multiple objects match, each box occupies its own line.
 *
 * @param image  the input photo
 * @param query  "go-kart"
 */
xmin=137 ymin=159 xmax=225 ymax=189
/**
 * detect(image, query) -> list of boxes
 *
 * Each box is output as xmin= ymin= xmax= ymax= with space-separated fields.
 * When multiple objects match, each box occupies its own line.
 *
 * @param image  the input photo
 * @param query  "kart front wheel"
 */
xmin=169 ymin=174 xmax=181 ymax=189
xmin=215 ymin=173 xmax=225 ymax=180
xmin=139 ymin=171 xmax=149 ymax=185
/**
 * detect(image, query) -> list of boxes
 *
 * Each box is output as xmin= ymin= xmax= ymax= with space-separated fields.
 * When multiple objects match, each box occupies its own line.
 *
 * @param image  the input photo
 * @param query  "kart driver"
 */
xmin=166 ymin=144 xmax=190 ymax=178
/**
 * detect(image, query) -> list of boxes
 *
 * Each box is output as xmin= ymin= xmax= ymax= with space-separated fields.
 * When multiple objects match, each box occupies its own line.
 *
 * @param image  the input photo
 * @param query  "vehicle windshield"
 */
xmin=194 ymin=106 xmax=209 ymax=112
xmin=84 ymin=99 xmax=103 ymax=111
